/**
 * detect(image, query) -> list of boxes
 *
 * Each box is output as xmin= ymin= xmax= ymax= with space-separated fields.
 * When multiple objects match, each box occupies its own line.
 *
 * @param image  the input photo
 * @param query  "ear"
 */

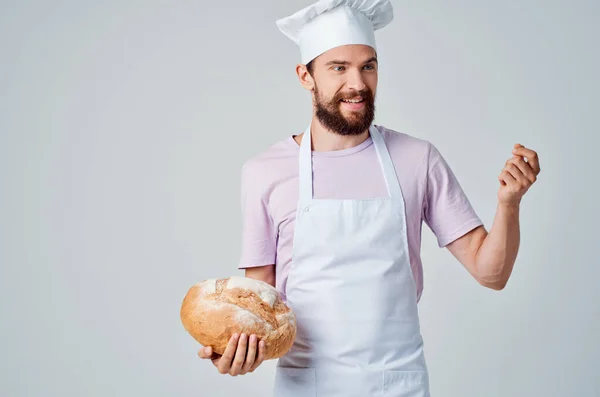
xmin=296 ymin=64 xmax=314 ymax=92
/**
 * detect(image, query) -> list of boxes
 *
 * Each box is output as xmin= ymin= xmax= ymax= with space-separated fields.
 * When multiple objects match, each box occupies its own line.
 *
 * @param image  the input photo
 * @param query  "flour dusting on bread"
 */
xmin=180 ymin=276 xmax=296 ymax=360
xmin=226 ymin=276 xmax=278 ymax=307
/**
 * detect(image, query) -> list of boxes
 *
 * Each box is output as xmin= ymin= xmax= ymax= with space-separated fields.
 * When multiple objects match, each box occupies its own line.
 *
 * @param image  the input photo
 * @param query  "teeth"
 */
xmin=342 ymin=99 xmax=363 ymax=103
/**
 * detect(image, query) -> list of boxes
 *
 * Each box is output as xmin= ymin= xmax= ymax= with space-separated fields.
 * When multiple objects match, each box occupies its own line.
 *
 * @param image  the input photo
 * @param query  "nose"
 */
xmin=345 ymin=69 xmax=366 ymax=92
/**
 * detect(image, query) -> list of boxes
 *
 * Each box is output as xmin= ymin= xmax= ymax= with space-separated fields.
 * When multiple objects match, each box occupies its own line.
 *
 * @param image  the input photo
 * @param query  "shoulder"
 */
xmin=376 ymin=125 xmax=436 ymax=168
xmin=377 ymin=125 xmax=432 ymax=152
xmin=241 ymin=135 xmax=299 ymax=185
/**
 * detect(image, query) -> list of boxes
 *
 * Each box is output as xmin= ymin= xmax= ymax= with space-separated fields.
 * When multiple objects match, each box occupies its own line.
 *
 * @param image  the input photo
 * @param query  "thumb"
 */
xmin=198 ymin=346 xmax=212 ymax=359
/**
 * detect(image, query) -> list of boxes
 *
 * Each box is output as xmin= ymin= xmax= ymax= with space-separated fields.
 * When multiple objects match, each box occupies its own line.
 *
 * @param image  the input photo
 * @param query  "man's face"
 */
xmin=310 ymin=45 xmax=378 ymax=136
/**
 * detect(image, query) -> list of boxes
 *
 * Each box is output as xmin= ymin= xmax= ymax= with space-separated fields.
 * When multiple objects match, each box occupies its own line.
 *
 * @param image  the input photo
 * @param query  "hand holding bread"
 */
xmin=197 ymin=332 xmax=266 ymax=375
xmin=180 ymin=276 xmax=297 ymax=375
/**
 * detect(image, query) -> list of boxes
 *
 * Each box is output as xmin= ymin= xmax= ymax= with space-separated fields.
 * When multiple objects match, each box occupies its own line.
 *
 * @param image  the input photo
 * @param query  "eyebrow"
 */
xmin=324 ymin=57 xmax=378 ymax=66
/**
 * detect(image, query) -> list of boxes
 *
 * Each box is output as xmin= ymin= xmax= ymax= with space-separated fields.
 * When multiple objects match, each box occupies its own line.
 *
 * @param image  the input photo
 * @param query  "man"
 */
xmin=199 ymin=0 xmax=541 ymax=395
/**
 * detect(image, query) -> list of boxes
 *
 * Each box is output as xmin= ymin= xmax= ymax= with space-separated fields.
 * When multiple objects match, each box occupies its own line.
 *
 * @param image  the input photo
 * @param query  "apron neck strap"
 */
xmin=299 ymin=123 xmax=402 ymax=203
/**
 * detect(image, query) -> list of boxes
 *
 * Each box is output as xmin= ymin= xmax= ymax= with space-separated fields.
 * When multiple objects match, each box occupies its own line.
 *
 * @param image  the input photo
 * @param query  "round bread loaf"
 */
xmin=180 ymin=276 xmax=296 ymax=360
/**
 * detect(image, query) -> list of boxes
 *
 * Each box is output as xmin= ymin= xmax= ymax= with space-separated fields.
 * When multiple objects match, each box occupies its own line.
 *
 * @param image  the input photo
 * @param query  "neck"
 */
xmin=294 ymin=116 xmax=370 ymax=152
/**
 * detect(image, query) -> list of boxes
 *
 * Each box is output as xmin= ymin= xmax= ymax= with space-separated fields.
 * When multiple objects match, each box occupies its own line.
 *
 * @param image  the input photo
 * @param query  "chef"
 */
xmin=198 ymin=0 xmax=541 ymax=396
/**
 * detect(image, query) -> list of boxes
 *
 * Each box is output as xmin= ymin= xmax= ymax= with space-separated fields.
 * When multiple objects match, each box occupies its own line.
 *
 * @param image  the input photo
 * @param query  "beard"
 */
xmin=313 ymin=84 xmax=376 ymax=136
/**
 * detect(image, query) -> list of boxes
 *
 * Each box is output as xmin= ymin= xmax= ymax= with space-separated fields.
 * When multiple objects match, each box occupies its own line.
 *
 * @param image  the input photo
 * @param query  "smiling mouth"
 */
xmin=339 ymin=97 xmax=366 ymax=112
xmin=340 ymin=97 xmax=364 ymax=104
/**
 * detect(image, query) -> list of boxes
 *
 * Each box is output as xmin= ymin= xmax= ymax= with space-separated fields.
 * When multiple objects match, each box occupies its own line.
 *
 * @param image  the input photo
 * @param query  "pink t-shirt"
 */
xmin=238 ymin=125 xmax=483 ymax=302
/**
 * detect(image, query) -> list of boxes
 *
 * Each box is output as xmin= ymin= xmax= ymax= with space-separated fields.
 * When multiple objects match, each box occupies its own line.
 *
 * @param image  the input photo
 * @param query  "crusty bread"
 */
xmin=180 ymin=276 xmax=296 ymax=360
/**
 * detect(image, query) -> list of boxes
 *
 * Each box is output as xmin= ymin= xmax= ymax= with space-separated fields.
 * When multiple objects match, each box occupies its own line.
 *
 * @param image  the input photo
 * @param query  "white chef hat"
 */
xmin=276 ymin=0 xmax=394 ymax=65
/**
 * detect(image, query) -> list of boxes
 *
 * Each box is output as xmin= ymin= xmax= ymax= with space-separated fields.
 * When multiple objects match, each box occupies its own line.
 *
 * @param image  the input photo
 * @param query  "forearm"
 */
xmin=245 ymin=265 xmax=276 ymax=288
xmin=474 ymin=203 xmax=520 ymax=289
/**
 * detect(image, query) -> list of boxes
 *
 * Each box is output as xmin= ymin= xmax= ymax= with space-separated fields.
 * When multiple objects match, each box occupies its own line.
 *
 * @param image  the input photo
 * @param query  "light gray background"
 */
xmin=1 ymin=0 xmax=598 ymax=396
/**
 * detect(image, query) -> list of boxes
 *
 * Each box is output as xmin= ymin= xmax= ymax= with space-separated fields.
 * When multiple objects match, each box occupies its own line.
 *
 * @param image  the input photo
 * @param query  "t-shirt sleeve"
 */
xmin=423 ymin=142 xmax=484 ymax=248
xmin=238 ymin=161 xmax=277 ymax=268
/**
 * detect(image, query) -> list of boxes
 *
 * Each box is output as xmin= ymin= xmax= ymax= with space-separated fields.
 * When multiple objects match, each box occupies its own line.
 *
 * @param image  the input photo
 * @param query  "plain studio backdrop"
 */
xmin=1 ymin=0 xmax=598 ymax=396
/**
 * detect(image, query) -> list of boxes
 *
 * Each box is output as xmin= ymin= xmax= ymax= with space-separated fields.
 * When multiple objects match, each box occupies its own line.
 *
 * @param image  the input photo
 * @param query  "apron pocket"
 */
xmin=273 ymin=367 xmax=316 ymax=397
xmin=383 ymin=370 xmax=430 ymax=397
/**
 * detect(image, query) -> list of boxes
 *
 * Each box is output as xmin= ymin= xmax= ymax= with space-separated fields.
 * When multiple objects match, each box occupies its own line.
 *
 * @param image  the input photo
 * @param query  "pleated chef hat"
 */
xmin=276 ymin=0 xmax=394 ymax=65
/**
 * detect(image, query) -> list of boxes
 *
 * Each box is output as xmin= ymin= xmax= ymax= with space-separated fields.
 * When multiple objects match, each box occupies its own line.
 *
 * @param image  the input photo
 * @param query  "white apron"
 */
xmin=273 ymin=123 xmax=431 ymax=397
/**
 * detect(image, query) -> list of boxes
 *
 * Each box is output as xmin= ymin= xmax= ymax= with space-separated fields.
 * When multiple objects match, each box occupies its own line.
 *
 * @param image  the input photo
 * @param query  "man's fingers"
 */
xmin=242 ymin=334 xmax=258 ymax=373
xmin=506 ymin=157 xmax=536 ymax=184
xmin=198 ymin=346 xmax=216 ymax=359
xmin=230 ymin=333 xmax=249 ymax=376
xmin=217 ymin=333 xmax=239 ymax=374
xmin=512 ymin=144 xmax=540 ymax=174
xmin=504 ymin=164 xmax=527 ymax=185
xmin=250 ymin=340 xmax=266 ymax=372
xmin=499 ymin=169 xmax=517 ymax=187
xmin=198 ymin=346 xmax=209 ymax=359
xmin=198 ymin=334 xmax=264 ymax=376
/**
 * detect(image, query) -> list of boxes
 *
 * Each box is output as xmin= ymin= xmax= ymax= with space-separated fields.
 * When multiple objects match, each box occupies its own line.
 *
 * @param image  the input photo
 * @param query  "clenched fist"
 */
xmin=498 ymin=143 xmax=541 ymax=206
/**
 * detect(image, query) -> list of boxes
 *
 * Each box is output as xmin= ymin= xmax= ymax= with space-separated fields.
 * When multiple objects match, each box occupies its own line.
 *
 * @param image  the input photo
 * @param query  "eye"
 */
xmin=363 ymin=64 xmax=375 ymax=70
xmin=332 ymin=66 xmax=345 ymax=71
